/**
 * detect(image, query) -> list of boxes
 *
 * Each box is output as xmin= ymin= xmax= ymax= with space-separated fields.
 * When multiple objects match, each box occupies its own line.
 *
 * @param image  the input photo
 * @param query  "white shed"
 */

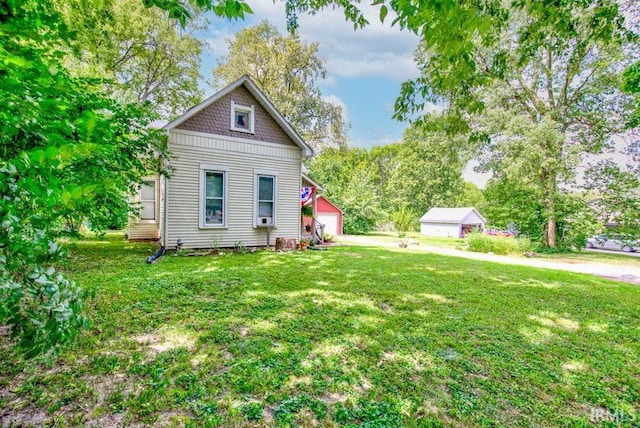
xmin=419 ymin=207 xmax=486 ymax=238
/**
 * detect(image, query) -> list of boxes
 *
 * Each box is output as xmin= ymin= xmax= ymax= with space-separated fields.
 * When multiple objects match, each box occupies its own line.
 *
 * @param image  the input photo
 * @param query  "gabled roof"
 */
xmin=301 ymin=173 xmax=324 ymax=191
xmin=419 ymin=207 xmax=486 ymax=224
xmin=163 ymin=75 xmax=313 ymax=158
xmin=317 ymin=195 xmax=343 ymax=213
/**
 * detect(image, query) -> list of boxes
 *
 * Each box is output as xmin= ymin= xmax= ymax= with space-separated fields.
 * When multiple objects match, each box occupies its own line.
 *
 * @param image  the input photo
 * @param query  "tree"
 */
xmin=622 ymin=61 xmax=640 ymax=129
xmin=212 ymin=20 xmax=349 ymax=152
xmin=584 ymin=133 xmax=640 ymax=240
xmin=55 ymin=0 xmax=205 ymax=118
xmin=380 ymin=140 xmax=464 ymax=216
xmin=413 ymin=3 xmax=635 ymax=248
xmin=457 ymin=182 xmax=485 ymax=209
xmin=306 ymin=148 xmax=380 ymax=234
xmin=0 ymin=0 xmax=164 ymax=356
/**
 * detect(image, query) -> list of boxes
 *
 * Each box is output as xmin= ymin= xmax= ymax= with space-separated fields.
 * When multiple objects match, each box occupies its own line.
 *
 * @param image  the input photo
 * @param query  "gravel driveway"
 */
xmin=338 ymin=235 xmax=640 ymax=285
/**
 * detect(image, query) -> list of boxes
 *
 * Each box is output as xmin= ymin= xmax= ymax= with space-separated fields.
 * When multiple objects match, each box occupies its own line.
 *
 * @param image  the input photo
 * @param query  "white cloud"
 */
xmin=350 ymin=132 xmax=400 ymax=149
xmin=323 ymin=94 xmax=349 ymax=123
xmin=204 ymin=28 xmax=234 ymax=59
xmin=242 ymin=1 xmax=421 ymax=81
xmin=463 ymin=161 xmax=491 ymax=189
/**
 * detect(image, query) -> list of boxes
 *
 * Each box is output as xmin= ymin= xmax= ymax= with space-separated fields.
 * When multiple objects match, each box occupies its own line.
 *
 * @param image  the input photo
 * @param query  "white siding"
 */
xmin=420 ymin=222 xmax=460 ymax=238
xmin=165 ymin=130 xmax=302 ymax=249
xmin=460 ymin=211 xmax=485 ymax=225
xmin=128 ymin=174 xmax=161 ymax=240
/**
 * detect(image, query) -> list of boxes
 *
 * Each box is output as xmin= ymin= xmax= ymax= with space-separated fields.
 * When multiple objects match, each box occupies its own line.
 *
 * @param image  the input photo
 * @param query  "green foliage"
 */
xmin=585 ymin=159 xmax=640 ymax=241
xmin=417 ymin=1 xmax=636 ymax=248
xmin=301 ymin=203 xmax=313 ymax=218
xmin=142 ymin=0 xmax=252 ymax=27
xmin=466 ymin=232 xmax=534 ymax=255
xmin=0 ymin=0 xmax=163 ymax=356
xmin=622 ymin=61 xmax=640 ymax=129
xmin=375 ymin=128 xmax=468 ymax=216
xmin=456 ymin=182 xmax=485 ymax=209
xmin=212 ymin=20 xmax=349 ymax=152
xmin=482 ymin=180 xmax=546 ymax=242
xmin=307 ymin=126 xmax=469 ymax=234
xmin=392 ymin=207 xmax=418 ymax=233
xmin=334 ymin=399 xmax=402 ymax=426
xmin=57 ymin=0 xmax=205 ymax=118
xmin=5 ymin=235 xmax=640 ymax=425
xmin=482 ymin=179 xmax=600 ymax=251
xmin=306 ymin=148 xmax=380 ymax=234
xmin=241 ymin=402 xmax=263 ymax=421
xmin=342 ymin=209 xmax=376 ymax=235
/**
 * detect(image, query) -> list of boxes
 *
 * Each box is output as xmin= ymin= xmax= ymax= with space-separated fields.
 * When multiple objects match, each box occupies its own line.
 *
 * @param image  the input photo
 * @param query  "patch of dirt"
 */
xmin=319 ymin=392 xmax=347 ymax=404
xmin=378 ymin=302 xmax=392 ymax=311
xmin=1 ymin=407 xmax=51 ymax=428
xmin=132 ymin=326 xmax=196 ymax=356
xmin=343 ymin=252 xmax=364 ymax=258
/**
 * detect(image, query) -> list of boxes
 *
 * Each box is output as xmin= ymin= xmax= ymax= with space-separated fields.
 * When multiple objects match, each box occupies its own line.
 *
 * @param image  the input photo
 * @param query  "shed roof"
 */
xmin=419 ymin=207 xmax=486 ymax=224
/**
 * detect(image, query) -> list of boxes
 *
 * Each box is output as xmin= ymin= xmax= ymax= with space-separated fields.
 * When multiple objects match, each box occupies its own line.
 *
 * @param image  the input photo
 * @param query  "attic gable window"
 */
xmin=230 ymin=101 xmax=255 ymax=134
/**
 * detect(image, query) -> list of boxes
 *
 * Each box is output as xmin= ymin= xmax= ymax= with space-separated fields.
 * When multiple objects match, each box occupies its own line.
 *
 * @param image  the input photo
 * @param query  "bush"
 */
xmin=392 ymin=207 xmax=418 ymax=233
xmin=342 ymin=210 xmax=375 ymax=235
xmin=466 ymin=231 xmax=534 ymax=255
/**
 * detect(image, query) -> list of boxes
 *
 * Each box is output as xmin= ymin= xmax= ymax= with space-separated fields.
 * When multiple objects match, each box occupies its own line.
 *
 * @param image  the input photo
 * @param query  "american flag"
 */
xmin=300 ymin=187 xmax=314 ymax=205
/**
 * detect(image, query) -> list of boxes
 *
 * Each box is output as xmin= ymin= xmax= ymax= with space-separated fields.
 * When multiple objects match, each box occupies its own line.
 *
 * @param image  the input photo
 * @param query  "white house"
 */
xmin=127 ymin=76 xmax=314 ymax=249
xmin=419 ymin=207 xmax=486 ymax=238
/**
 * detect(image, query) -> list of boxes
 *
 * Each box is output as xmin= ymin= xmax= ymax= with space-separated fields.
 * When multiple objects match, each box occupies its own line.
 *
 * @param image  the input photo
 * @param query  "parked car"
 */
xmin=586 ymin=234 xmax=638 ymax=252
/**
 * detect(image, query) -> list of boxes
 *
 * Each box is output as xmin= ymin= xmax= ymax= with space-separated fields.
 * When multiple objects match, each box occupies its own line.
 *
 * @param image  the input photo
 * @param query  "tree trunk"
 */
xmin=547 ymin=215 xmax=557 ymax=249
xmin=542 ymin=168 xmax=559 ymax=249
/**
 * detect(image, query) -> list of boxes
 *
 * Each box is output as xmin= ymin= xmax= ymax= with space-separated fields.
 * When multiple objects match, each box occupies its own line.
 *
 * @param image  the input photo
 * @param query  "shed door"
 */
xmin=317 ymin=213 xmax=339 ymax=236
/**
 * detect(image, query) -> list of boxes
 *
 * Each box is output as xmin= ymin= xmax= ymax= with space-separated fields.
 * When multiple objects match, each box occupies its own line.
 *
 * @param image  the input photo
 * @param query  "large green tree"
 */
xmin=414 ymin=3 xmax=635 ymax=248
xmin=212 ymin=20 xmax=349 ymax=151
xmin=56 ymin=0 xmax=205 ymax=118
xmin=0 ymin=0 xmax=169 ymax=355
xmin=306 ymin=148 xmax=380 ymax=234
xmin=373 ymin=127 xmax=468 ymax=217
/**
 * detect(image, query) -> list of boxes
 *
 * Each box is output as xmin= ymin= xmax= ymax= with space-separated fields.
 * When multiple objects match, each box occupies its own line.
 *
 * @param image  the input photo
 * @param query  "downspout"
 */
xmin=162 ymin=143 xmax=169 ymax=249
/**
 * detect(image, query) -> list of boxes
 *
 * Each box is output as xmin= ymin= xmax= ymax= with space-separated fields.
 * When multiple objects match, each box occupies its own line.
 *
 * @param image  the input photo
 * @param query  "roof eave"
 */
xmin=163 ymin=76 xmax=314 ymax=158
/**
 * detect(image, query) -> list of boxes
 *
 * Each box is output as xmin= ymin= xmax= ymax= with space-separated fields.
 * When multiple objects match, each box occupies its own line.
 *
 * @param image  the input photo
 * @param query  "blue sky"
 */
xmin=197 ymin=1 xmax=492 ymax=187
xmin=197 ymin=1 xmax=420 ymax=148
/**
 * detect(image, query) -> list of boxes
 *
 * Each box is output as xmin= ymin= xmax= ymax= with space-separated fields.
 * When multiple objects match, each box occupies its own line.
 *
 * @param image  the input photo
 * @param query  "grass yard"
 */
xmin=345 ymin=232 xmax=468 ymax=250
xmin=1 ymin=235 xmax=639 ymax=427
xmin=353 ymin=232 xmax=640 ymax=268
xmin=537 ymin=250 xmax=640 ymax=268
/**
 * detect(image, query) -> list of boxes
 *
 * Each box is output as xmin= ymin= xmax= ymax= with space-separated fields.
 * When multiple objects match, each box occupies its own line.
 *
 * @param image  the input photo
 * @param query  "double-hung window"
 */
xmin=140 ymin=180 xmax=157 ymax=221
xmin=255 ymin=172 xmax=277 ymax=227
xmin=200 ymin=165 xmax=228 ymax=228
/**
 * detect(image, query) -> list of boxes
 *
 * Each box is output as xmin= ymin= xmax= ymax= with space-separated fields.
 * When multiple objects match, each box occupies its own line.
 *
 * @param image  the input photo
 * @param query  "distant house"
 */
xmin=419 ymin=207 xmax=486 ymax=238
xmin=302 ymin=195 xmax=343 ymax=236
xmin=127 ymin=76 xmax=315 ymax=249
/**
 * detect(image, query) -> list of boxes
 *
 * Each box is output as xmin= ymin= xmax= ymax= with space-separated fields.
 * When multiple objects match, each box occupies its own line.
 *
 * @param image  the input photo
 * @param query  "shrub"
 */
xmin=392 ymin=207 xmax=418 ymax=233
xmin=466 ymin=231 xmax=534 ymax=255
xmin=342 ymin=210 xmax=375 ymax=235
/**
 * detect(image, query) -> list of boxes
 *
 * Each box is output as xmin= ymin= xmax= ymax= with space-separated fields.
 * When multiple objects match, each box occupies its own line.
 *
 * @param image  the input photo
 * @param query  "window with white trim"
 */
xmin=230 ymin=101 xmax=255 ymax=133
xmin=140 ymin=180 xmax=156 ymax=221
xmin=201 ymin=169 xmax=227 ymax=227
xmin=256 ymin=174 xmax=276 ymax=226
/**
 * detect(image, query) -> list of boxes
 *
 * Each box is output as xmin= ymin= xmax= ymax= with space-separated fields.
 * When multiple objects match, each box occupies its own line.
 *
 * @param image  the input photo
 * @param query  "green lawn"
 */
xmin=1 ymin=235 xmax=639 ymax=426
xmin=350 ymin=232 xmax=640 ymax=268
xmin=344 ymin=232 xmax=468 ymax=250
xmin=537 ymin=250 xmax=640 ymax=268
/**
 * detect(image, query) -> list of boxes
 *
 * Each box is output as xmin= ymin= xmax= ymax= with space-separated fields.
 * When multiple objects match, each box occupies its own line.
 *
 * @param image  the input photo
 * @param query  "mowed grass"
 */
xmin=351 ymin=231 xmax=640 ymax=268
xmin=1 ymin=235 xmax=639 ymax=427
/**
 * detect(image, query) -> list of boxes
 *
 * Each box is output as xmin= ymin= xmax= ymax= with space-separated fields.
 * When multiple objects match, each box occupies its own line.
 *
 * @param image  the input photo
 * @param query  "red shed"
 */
xmin=303 ymin=195 xmax=343 ymax=236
